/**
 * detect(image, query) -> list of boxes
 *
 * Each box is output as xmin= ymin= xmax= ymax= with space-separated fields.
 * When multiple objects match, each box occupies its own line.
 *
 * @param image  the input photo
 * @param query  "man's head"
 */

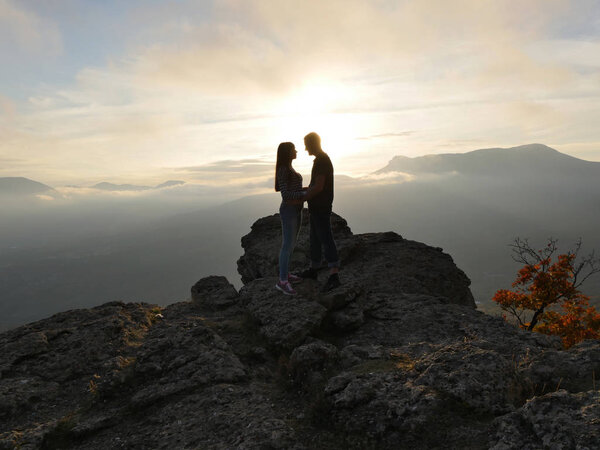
xmin=304 ymin=132 xmax=322 ymax=156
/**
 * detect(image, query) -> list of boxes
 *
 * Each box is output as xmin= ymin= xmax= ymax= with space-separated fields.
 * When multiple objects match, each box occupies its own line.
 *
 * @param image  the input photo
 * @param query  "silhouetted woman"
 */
xmin=275 ymin=142 xmax=305 ymax=295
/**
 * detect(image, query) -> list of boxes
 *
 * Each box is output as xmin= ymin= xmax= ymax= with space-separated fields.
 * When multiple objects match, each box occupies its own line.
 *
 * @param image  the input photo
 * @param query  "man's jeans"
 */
xmin=279 ymin=203 xmax=302 ymax=280
xmin=309 ymin=210 xmax=340 ymax=269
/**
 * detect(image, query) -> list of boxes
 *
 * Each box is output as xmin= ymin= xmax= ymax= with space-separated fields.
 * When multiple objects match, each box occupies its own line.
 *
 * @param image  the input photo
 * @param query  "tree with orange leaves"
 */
xmin=493 ymin=238 xmax=600 ymax=348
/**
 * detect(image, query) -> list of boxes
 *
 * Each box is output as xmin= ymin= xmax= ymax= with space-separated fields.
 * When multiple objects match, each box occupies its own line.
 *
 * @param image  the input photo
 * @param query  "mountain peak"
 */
xmin=377 ymin=144 xmax=598 ymax=176
xmin=0 ymin=177 xmax=54 ymax=195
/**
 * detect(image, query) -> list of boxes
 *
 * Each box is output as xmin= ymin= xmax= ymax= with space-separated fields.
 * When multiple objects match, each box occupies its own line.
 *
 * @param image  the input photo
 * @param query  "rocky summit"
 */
xmin=1 ymin=212 xmax=599 ymax=449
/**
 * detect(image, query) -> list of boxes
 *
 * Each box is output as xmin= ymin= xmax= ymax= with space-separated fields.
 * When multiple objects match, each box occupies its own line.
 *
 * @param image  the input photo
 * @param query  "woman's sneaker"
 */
xmin=275 ymin=280 xmax=297 ymax=295
xmin=288 ymin=273 xmax=302 ymax=284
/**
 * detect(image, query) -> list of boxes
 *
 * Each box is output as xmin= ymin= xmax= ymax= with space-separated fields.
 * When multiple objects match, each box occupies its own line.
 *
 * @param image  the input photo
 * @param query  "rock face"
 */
xmin=1 ymin=212 xmax=599 ymax=449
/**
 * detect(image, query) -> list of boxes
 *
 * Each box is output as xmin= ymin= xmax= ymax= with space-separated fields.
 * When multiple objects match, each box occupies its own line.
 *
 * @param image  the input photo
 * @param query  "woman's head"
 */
xmin=275 ymin=142 xmax=296 ymax=191
xmin=276 ymin=142 xmax=296 ymax=168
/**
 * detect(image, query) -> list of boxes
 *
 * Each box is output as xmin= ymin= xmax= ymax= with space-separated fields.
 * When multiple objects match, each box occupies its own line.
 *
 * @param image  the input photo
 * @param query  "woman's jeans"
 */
xmin=309 ymin=210 xmax=340 ymax=269
xmin=279 ymin=203 xmax=302 ymax=281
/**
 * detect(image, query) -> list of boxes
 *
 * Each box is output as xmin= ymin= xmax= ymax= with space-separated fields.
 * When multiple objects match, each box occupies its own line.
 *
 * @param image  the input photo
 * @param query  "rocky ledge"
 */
xmin=1 ymin=212 xmax=598 ymax=449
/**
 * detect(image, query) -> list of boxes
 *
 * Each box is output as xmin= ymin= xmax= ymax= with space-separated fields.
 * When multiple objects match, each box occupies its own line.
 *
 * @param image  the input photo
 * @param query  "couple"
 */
xmin=274 ymin=132 xmax=341 ymax=295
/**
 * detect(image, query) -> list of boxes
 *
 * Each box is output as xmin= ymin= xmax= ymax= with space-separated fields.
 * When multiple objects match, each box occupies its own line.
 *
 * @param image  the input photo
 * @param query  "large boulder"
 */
xmin=237 ymin=211 xmax=476 ymax=308
xmin=191 ymin=275 xmax=239 ymax=310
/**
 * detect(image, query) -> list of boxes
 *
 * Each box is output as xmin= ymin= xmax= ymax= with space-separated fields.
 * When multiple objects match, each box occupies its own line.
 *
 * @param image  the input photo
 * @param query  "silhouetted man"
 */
xmin=301 ymin=132 xmax=341 ymax=292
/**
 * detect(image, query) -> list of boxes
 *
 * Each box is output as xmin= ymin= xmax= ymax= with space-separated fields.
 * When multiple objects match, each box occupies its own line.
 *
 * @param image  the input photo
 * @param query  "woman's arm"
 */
xmin=277 ymin=168 xmax=305 ymax=201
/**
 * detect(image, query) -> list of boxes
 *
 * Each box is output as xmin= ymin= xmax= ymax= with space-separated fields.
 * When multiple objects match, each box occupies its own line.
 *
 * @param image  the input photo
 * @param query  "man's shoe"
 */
xmin=288 ymin=273 xmax=303 ymax=284
xmin=275 ymin=280 xmax=297 ymax=295
xmin=321 ymin=273 xmax=341 ymax=293
xmin=299 ymin=267 xmax=318 ymax=280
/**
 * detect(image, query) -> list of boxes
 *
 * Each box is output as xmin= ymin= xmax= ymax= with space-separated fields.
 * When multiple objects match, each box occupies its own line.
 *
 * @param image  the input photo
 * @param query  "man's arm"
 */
xmin=304 ymin=175 xmax=325 ymax=201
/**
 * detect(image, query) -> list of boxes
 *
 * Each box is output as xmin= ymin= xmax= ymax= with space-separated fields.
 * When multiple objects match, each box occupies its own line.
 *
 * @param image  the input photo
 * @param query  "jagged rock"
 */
xmin=414 ymin=342 xmax=525 ymax=414
xmin=321 ymin=370 xmax=443 ymax=448
xmin=329 ymin=303 xmax=365 ymax=331
xmin=0 ymin=302 xmax=160 ymax=448
xmin=2 ymin=212 xmax=598 ymax=449
xmin=339 ymin=344 xmax=388 ymax=368
xmin=288 ymin=340 xmax=339 ymax=385
xmin=128 ymin=318 xmax=247 ymax=408
xmin=0 ymin=302 xmax=157 ymax=434
xmin=191 ymin=275 xmax=239 ymax=309
xmin=318 ymin=283 xmax=362 ymax=310
xmin=240 ymin=278 xmax=327 ymax=351
xmin=489 ymin=390 xmax=600 ymax=450
xmin=521 ymin=339 xmax=600 ymax=394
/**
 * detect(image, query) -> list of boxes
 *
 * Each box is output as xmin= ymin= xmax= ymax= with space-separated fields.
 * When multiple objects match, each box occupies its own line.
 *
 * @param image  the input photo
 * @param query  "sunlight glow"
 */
xmin=269 ymin=82 xmax=365 ymax=171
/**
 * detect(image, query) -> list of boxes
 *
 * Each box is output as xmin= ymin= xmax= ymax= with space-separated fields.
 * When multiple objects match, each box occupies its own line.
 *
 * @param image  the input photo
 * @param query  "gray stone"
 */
xmin=191 ymin=275 xmax=239 ymax=309
xmin=490 ymin=390 xmax=600 ymax=450
xmin=414 ymin=342 xmax=525 ymax=413
xmin=329 ymin=303 xmax=365 ymax=331
xmin=240 ymin=278 xmax=327 ymax=351
xmin=289 ymin=340 xmax=339 ymax=384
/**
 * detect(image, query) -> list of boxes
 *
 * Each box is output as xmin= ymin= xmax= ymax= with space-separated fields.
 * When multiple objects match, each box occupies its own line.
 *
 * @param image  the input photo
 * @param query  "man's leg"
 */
xmin=310 ymin=211 xmax=341 ymax=292
xmin=309 ymin=211 xmax=323 ymax=269
xmin=309 ymin=211 xmax=340 ymax=290
xmin=310 ymin=211 xmax=339 ymax=271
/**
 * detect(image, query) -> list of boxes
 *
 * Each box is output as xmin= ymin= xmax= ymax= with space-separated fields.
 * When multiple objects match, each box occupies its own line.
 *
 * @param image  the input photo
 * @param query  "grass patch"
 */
xmin=352 ymin=352 xmax=415 ymax=375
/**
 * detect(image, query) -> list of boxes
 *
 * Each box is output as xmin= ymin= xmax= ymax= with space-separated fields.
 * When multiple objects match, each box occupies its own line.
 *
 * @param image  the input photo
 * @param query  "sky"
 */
xmin=1 ymin=0 xmax=599 ymax=187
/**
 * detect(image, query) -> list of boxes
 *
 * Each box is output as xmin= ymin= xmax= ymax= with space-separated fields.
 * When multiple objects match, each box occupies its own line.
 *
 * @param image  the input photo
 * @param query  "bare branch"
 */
xmin=510 ymin=237 xmax=544 ymax=265
xmin=573 ymin=251 xmax=600 ymax=289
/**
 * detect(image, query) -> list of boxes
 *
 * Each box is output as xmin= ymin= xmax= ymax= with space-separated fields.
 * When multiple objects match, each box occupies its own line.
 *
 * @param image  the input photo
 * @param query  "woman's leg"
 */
xmin=279 ymin=204 xmax=298 ymax=281
xmin=290 ymin=206 xmax=302 ymax=255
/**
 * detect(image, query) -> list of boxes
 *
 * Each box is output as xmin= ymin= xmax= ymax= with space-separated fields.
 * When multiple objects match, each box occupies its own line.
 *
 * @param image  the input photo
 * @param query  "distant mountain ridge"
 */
xmin=0 ymin=177 xmax=54 ymax=195
xmin=377 ymin=144 xmax=600 ymax=178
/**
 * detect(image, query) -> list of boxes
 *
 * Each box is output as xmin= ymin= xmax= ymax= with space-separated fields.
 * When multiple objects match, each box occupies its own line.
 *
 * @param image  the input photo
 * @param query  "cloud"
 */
xmin=35 ymin=194 xmax=55 ymax=201
xmin=529 ymin=39 xmax=600 ymax=70
xmin=109 ymin=0 xmax=575 ymax=98
xmin=0 ymin=0 xmax=62 ymax=56
xmin=0 ymin=94 xmax=16 ymax=118
xmin=3 ymin=0 xmax=600 ymax=187
xmin=357 ymin=132 xmax=414 ymax=141
xmin=359 ymin=171 xmax=415 ymax=185
xmin=175 ymin=158 xmax=274 ymax=188
xmin=178 ymin=158 xmax=272 ymax=174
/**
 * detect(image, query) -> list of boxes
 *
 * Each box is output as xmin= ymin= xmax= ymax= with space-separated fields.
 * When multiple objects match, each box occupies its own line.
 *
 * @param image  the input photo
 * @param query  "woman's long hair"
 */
xmin=275 ymin=142 xmax=295 ymax=191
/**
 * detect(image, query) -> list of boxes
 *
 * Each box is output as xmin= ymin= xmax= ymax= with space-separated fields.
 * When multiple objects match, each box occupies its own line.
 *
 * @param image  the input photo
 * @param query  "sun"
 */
xmin=270 ymin=82 xmax=364 ymax=169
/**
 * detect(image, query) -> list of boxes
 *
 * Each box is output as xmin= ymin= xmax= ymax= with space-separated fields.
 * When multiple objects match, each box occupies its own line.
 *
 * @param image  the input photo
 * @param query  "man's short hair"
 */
xmin=304 ymin=132 xmax=321 ymax=149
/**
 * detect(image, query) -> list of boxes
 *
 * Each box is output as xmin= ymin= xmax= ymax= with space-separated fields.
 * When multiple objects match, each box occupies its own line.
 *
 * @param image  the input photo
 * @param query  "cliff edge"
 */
xmin=1 ymin=213 xmax=598 ymax=449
